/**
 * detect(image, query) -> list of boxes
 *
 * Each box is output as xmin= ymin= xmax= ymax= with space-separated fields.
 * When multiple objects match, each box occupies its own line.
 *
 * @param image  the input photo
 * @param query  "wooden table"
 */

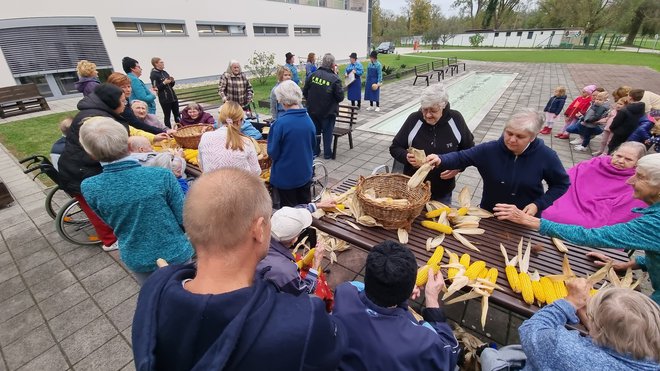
xmin=185 ymin=163 xmax=202 ymax=178
xmin=312 ymin=179 xmax=631 ymax=319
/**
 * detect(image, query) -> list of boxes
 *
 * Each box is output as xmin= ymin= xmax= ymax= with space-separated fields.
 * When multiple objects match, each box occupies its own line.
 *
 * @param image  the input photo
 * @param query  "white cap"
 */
xmin=270 ymin=207 xmax=313 ymax=241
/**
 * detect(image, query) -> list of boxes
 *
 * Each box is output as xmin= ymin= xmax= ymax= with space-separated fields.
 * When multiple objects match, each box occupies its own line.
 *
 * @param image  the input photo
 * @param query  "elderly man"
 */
xmin=218 ymin=60 xmax=254 ymax=109
xmin=390 ymin=83 xmax=475 ymax=204
xmin=132 ymin=168 xmax=347 ymax=370
xmin=427 ymin=109 xmax=569 ymax=216
xmin=303 ymin=53 xmax=344 ymax=160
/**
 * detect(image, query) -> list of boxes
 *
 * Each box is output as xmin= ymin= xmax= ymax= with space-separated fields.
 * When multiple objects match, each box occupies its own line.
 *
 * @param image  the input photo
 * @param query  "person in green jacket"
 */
xmin=493 ymin=153 xmax=660 ymax=305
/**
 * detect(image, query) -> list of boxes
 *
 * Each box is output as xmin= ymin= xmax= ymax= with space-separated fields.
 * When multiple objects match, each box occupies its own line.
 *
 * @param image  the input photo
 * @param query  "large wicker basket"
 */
xmin=173 ymin=124 xmax=214 ymax=149
xmin=257 ymin=140 xmax=271 ymax=170
xmin=356 ymin=173 xmax=431 ymax=230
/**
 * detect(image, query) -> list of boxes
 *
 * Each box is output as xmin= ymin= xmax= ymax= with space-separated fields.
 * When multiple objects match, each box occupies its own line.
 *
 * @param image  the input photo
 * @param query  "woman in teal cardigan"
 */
xmin=494 ymin=153 xmax=660 ymax=305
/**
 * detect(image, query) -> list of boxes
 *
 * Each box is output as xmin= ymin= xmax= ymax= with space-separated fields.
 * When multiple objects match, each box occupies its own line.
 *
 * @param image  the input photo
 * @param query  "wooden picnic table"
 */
xmin=312 ymin=178 xmax=631 ymax=319
xmin=185 ymin=163 xmax=202 ymax=178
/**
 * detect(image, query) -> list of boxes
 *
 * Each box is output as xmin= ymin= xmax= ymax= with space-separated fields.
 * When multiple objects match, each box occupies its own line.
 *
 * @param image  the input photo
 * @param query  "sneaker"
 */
xmin=539 ymin=127 xmax=551 ymax=135
xmin=102 ymin=241 xmax=119 ymax=252
xmin=570 ymin=138 xmax=583 ymax=145
xmin=573 ymin=145 xmax=587 ymax=151
xmin=374 ymin=107 xmax=380 ymax=112
xmin=556 ymin=133 xmax=570 ymax=139
xmin=365 ymin=106 xmax=373 ymax=111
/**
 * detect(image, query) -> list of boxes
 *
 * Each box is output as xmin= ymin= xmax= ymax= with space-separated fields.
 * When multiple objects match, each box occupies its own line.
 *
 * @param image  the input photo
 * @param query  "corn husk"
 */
xmin=397 ymin=228 xmax=409 ymax=244
xmin=407 ymin=147 xmax=427 ymax=164
xmin=407 ymin=163 xmax=432 ymax=189
xmin=431 ymin=234 xmax=445 ymax=247
xmin=452 ymin=231 xmax=480 ymax=252
xmin=552 ymin=237 xmax=569 ymax=253
xmin=344 ymin=219 xmax=362 ymax=231
xmin=467 ymin=207 xmax=494 ymax=218
xmin=458 ymin=186 xmax=471 ymax=208
xmin=156 ymin=258 xmax=169 ymax=268
xmin=452 ymin=228 xmax=485 ymax=235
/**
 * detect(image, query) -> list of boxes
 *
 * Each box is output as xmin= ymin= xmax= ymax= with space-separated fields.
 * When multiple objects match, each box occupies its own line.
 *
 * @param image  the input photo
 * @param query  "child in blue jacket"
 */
xmin=540 ymin=86 xmax=567 ymax=135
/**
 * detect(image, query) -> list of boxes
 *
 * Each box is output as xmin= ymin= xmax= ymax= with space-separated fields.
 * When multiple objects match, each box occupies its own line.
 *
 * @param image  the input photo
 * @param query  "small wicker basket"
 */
xmin=356 ymin=173 xmax=431 ymax=230
xmin=172 ymin=124 xmax=214 ymax=149
xmin=257 ymin=140 xmax=271 ymax=170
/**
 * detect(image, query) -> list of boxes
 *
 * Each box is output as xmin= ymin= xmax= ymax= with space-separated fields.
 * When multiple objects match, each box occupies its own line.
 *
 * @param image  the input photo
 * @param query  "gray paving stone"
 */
xmin=0 ymin=251 xmax=12 ymax=269
xmin=80 ymin=264 xmax=128 ymax=295
xmin=60 ymin=246 xmax=102 ymax=267
xmin=0 ymin=290 xmax=34 ymax=324
xmin=0 ymin=263 xmax=19 ymax=285
xmin=16 ymin=345 xmax=69 ymax=371
xmin=9 ymin=237 xmax=49 ymax=261
xmin=49 ymin=237 xmax=80 ymax=257
xmin=0 ymin=306 xmax=44 ymax=347
xmin=0 ymin=210 xmax=30 ymax=231
xmin=38 ymin=282 xmax=89 ymax=320
xmin=2 ymin=324 xmax=55 ymax=370
xmin=16 ymin=247 xmax=57 ymax=273
xmin=22 ymin=258 xmax=67 ymax=287
xmin=0 ymin=238 xmax=7 ymax=254
xmin=3 ymin=227 xmax=43 ymax=251
xmin=70 ymin=252 xmax=115 ymax=281
xmin=60 ymin=316 xmax=118 ymax=364
xmin=31 ymin=269 xmax=78 ymax=302
xmin=107 ymin=295 xmax=137 ymax=332
xmin=120 ymin=360 xmax=136 ymax=371
xmin=49 ymin=299 xmax=102 ymax=341
xmin=0 ymin=275 xmax=25 ymax=303
xmin=94 ymin=277 xmax=139 ymax=312
xmin=507 ymin=313 xmax=525 ymax=344
xmin=72 ymin=335 xmax=132 ymax=371
xmin=121 ymin=326 xmax=132 ymax=346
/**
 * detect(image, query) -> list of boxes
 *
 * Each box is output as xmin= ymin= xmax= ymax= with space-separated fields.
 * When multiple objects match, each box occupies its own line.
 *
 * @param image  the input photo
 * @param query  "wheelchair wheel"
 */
xmin=44 ymin=185 xmax=70 ymax=219
xmin=311 ymin=160 xmax=328 ymax=202
xmin=55 ymin=198 xmax=101 ymax=246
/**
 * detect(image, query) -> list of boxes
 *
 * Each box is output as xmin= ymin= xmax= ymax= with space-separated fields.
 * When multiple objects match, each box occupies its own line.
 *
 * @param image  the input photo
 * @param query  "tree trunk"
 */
xmin=624 ymin=0 xmax=648 ymax=45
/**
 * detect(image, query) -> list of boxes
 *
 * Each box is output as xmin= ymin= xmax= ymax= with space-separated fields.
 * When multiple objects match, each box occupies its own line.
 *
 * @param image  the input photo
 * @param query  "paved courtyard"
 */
xmin=0 ymin=60 xmax=658 ymax=370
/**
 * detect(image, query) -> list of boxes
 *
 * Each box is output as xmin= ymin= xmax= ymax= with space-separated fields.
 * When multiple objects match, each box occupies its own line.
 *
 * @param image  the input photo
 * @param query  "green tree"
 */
xmin=469 ymin=33 xmax=486 ymax=46
xmin=245 ymin=51 xmax=276 ymax=85
xmin=372 ymin=0 xmax=383 ymax=44
xmin=452 ymin=0 xmax=488 ymax=28
xmin=536 ymin=0 xmax=616 ymax=34
xmin=622 ymin=0 xmax=660 ymax=44
xmin=408 ymin=0 xmax=434 ymax=35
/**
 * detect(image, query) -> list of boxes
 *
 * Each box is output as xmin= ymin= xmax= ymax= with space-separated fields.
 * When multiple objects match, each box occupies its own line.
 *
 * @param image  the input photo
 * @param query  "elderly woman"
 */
xmin=197 ymin=101 xmax=260 ymax=175
xmin=270 ymin=66 xmax=292 ymax=121
xmin=75 ymin=60 xmax=100 ymax=97
xmin=122 ymin=56 xmax=157 ymax=114
xmin=543 ymin=141 xmax=648 ymax=228
xmin=267 ymin=80 xmax=317 ymax=208
xmin=131 ymin=100 xmax=167 ymax=130
xmin=149 ymin=57 xmax=180 ymax=128
xmin=218 ymin=60 xmax=254 ymax=109
xmin=427 ymin=109 xmax=569 ymax=214
xmin=305 ymin=53 xmax=317 ymax=79
xmin=106 ymin=72 xmax=168 ymax=136
xmin=390 ymin=84 xmax=475 ymax=204
xmin=494 ymin=153 xmax=660 ymax=304
xmin=79 ymin=118 xmax=193 ymax=285
xmin=519 ymin=278 xmax=659 ymax=369
xmin=179 ymin=102 xmax=215 ymax=126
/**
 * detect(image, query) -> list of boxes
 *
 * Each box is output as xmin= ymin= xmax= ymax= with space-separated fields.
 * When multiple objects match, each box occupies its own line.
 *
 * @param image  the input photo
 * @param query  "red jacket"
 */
xmin=564 ymin=95 xmax=592 ymax=119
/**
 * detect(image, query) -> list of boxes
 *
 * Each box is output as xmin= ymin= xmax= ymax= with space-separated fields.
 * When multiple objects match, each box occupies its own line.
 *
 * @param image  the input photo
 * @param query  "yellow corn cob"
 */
xmin=590 ymin=288 xmax=598 ymax=297
xmin=477 ymin=267 xmax=489 ymax=279
xmin=416 ymin=265 xmax=430 ymax=287
xmin=531 ymin=279 xmax=545 ymax=305
xmin=457 ymin=207 xmax=469 ymax=216
xmin=426 ymin=246 xmax=445 ymax=273
xmin=459 ymin=253 xmax=471 ymax=269
xmin=553 ymin=280 xmax=568 ymax=299
xmin=425 ymin=207 xmax=451 ymax=219
xmin=485 ymin=268 xmax=498 ymax=293
xmin=296 ymin=248 xmax=316 ymax=269
xmin=421 ymin=220 xmax=453 ymax=235
xmin=540 ymin=277 xmax=558 ymax=304
xmin=447 ymin=252 xmax=459 ymax=279
xmin=465 ymin=261 xmax=486 ymax=280
xmin=518 ymin=272 xmax=534 ymax=305
xmin=505 ymin=265 xmax=521 ymax=293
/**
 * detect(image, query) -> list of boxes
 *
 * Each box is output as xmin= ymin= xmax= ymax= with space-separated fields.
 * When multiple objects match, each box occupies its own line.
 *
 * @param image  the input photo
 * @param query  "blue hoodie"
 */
xmin=439 ymin=137 xmax=570 ymax=214
xmin=132 ymin=264 xmax=347 ymax=371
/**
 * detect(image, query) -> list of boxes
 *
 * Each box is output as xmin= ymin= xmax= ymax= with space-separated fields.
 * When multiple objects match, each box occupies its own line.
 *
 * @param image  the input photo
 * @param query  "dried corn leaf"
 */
xmin=292 ymin=235 xmax=310 ymax=256
xmin=364 ymin=188 xmax=377 ymax=199
xmin=453 ymin=222 xmax=481 ymax=229
xmin=453 ymin=228 xmax=485 ymax=235
xmin=467 ymin=207 xmax=494 ymax=218
xmin=398 ymin=228 xmax=409 ymax=244
xmin=334 ymin=187 xmax=355 ymax=204
xmin=357 ymin=215 xmax=380 ymax=227
xmin=426 ymin=237 xmax=433 ymax=252
xmin=519 ymin=240 xmax=531 ymax=274
xmin=458 ymin=187 xmax=471 ymax=209
xmin=445 ymin=290 xmax=482 ymax=305
xmin=481 ymin=296 xmax=489 ymax=330
xmin=552 ymin=237 xmax=569 ymax=253
xmin=330 ymin=251 xmax=338 ymax=264
xmin=561 ymin=254 xmax=574 ymax=277
xmin=587 ymin=261 xmax=612 ymax=286
xmin=311 ymin=208 xmax=326 ymax=219
xmin=407 ymin=147 xmax=427 ymax=164
xmin=452 ymin=231 xmax=480 ymax=252
xmin=630 ymin=273 xmax=647 ymax=290
xmin=443 ymin=275 xmax=470 ymax=300
xmin=431 ymin=234 xmax=445 ymax=246
xmin=620 ymin=268 xmax=634 ymax=288
xmin=451 ymin=215 xmax=481 ymax=225
xmin=350 ymin=194 xmax=363 ymax=219
xmin=608 ymin=268 xmax=622 ymax=287
xmin=407 ymin=163 xmax=433 ymax=189
xmin=344 ymin=219 xmax=362 ymax=231
xmin=438 ymin=211 xmax=450 ymax=226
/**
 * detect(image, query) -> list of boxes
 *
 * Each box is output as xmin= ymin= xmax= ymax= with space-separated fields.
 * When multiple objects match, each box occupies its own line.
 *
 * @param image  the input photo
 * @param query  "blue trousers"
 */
xmin=314 ymin=116 xmax=336 ymax=159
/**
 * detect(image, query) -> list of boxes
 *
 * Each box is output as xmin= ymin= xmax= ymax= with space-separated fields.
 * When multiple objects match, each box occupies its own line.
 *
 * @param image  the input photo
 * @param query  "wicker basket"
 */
xmin=257 ymin=140 xmax=271 ymax=170
xmin=356 ymin=173 xmax=431 ymax=230
xmin=172 ymin=124 xmax=214 ymax=149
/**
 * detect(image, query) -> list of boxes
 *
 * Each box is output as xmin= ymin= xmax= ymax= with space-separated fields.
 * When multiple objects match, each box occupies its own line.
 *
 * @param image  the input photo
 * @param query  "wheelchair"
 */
xmin=20 ymin=155 xmax=100 ymax=246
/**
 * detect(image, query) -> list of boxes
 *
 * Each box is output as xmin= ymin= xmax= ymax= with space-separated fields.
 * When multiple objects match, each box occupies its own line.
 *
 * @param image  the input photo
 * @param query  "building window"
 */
xmin=253 ymin=24 xmax=288 ymax=36
xmin=527 ymin=31 xmax=533 ymax=39
xmin=516 ymin=31 xmax=523 ymax=36
xmin=505 ymin=31 xmax=511 ymax=37
xmin=197 ymin=22 xmax=246 ymax=36
xmin=112 ymin=19 xmax=187 ymax=36
xmin=294 ymin=26 xmax=320 ymax=36
xmin=494 ymin=32 xmax=499 ymax=37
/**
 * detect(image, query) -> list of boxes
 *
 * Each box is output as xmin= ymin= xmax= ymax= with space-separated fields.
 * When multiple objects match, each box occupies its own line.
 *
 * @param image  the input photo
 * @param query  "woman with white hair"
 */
xmin=427 ymin=108 xmax=569 ymax=214
xmin=267 ymin=80 xmax=317 ymax=208
xmin=79 ymin=117 xmax=193 ymax=285
xmin=494 ymin=153 xmax=660 ymax=305
xmin=131 ymin=100 xmax=167 ymax=130
xmin=218 ymin=60 xmax=254 ymax=109
xmin=390 ymin=84 xmax=474 ymax=204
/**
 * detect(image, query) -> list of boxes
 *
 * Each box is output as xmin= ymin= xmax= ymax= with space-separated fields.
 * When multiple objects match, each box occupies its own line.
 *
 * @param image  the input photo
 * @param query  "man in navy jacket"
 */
xmin=332 ymin=240 xmax=460 ymax=371
xmin=132 ymin=169 xmax=347 ymax=371
xmin=427 ymin=109 xmax=570 ymax=216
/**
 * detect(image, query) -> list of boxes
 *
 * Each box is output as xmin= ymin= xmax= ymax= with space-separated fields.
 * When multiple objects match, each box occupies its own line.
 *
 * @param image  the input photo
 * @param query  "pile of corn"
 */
xmin=183 ymin=149 xmax=199 ymax=165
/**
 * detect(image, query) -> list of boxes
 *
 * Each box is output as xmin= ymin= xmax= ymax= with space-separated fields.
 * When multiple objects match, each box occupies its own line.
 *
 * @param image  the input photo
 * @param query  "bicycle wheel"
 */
xmin=44 ymin=185 xmax=69 ymax=219
xmin=311 ymin=160 xmax=328 ymax=202
xmin=55 ymin=198 xmax=101 ymax=246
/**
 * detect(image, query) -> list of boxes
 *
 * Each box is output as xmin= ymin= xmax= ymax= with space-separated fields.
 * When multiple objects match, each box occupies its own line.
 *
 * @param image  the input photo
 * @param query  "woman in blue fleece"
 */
xmin=494 ymin=153 xmax=660 ymax=305
xmin=427 ymin=109 xmax=569 ymax=216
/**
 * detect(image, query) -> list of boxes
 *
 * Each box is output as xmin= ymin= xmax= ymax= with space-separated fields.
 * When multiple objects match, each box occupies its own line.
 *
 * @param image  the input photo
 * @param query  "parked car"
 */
xmin=376 ymin=42 xmax=395 ymax=54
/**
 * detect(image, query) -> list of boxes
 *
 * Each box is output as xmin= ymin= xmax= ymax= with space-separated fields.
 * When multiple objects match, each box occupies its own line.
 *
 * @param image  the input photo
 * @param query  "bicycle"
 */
xmin=311 ymin=159 xmax=328 ymax=202
xmin=19 ymin=155 xmax=101 ymax=246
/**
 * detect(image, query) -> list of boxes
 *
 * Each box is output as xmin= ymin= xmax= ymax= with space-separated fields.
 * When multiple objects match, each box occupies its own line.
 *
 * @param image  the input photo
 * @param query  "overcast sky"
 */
xmin=379 ymin=0 xmax=460 ymax=17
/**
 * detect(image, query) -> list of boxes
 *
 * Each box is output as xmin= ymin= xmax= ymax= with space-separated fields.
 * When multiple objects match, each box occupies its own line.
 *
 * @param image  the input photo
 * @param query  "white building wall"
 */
xmin=418 ymin=29 xmax=568 ymax=49
xmin=0 ymin=0 xmax=368 ymax=87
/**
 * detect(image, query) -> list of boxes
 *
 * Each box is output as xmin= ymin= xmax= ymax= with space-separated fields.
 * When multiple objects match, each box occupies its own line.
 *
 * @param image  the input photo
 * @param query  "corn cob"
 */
xmin=465 ymin=261 xmax=486 ymax=280
xmin=425 ymin=207 xmax=451 ymax=219
xmin=485 ymin=268 xmax=498 ymax=294
xmin=590 ymin=288 xmax=598 ymax=297
xmin=459 ymin=253 xmax=471 ymax=269
xmin=426 ymin=246 xmax=445 ymax=273
xmin=518 ymin=271 xmax=534 ymax=305
xmin=421 ymin=220 xmax=453 ymax=235
xmin=553 ymin=280 xmax=568 ymax=299
xmin=296 ymin=248 xmax=316 ymax=269
xmin=477 ymin=267 xmax=489 ymax=279
xmin=415 ymin=265 xmax=430 ymax=287
xmin=540 ymin=277 xmax=558 ymax=304
xmin=500 ymin=243 xmax=521 ymax=293
xmin=457 ymin=207 xmax=469 ymax=216
xmin=447 ymin=252 xmax=460 ymax=279
xmin=530 ymin=271 xmax=545 ymax=305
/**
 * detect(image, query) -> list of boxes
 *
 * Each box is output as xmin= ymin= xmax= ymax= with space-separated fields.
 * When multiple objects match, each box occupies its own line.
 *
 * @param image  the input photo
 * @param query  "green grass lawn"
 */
xmin=0 ymin=111 xmax=74 ymax=159
xmin=418 ymin=49 xmax=660 ymax=71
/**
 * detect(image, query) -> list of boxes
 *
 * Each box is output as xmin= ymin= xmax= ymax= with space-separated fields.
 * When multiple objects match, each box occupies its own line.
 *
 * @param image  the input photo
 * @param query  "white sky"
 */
xmin=379 ymin=0 xmax=460 ymax=17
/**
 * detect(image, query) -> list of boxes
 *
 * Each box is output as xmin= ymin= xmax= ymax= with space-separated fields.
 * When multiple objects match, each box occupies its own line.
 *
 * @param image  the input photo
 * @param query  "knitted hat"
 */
xmin=583 ymin=85 xmax=598 ymax=94
xmin=270 ymin=207 xmax=312 ymax=242
xmin=121 ymin=56 xmax=138 ymax=74
xmin=364 ymin=240 xmax=417 ymax=308
xmin=93 ymin=83 xmax=123 ymax=110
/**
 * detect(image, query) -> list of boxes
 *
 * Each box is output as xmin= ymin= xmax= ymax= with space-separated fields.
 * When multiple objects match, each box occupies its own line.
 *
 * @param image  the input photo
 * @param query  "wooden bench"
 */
xmin=0 ymin=84 xmax=49 ymax=119
xmin=332 ymin=104 xmax=358 ymax=159
xmin=446 ymin=57 xmax=466 ymax=76
xmin=431 ymin=60 xmax=448 ymax=81
xmin=413 ymin=63 xmax=434 ymax=86
xmin=176 ymin=85 xmax=220 ymax=112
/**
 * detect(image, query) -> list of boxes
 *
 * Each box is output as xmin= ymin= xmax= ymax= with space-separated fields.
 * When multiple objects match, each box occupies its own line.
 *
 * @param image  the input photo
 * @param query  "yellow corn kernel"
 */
xmin=425 ymin=207 xmax=451 ymax=219
xmin=465 ymin=261 xmax=486 ymax=280
xmin=447 ymin=252 xmax=459 ymax=279
xmin=505 ymin=265 xmax=521 ymax=293
xmin=426 ymin=246 xmax=445 ymax=273
xmin=477 ymin=267 xmax=489 ymax=279
xmin=297 ymin=248 xmax=315 ymax=270
xmin=553 ymin=280 xmax=568 ymax=299
xmin=459 ymin=253 xmax=471 ymax=269
xmin=590 ymin=288 xmax=598 ymax=297
xmin=485 ymin=267 xmax=499 ymax=293
xmin=457 ymin=207 xmax=468 ymax=216
xmin=416 ymin=265 xmax=430 ymax=287
xmin=531 ymin=280 xmax=546 ymax=305
xmin=421 ymin=220 xmax=453 ymax=235
xmin=540 ymin=277 xmax=558 ymax=304
xmin=519 ymin=272 xmax=535 ymax=305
